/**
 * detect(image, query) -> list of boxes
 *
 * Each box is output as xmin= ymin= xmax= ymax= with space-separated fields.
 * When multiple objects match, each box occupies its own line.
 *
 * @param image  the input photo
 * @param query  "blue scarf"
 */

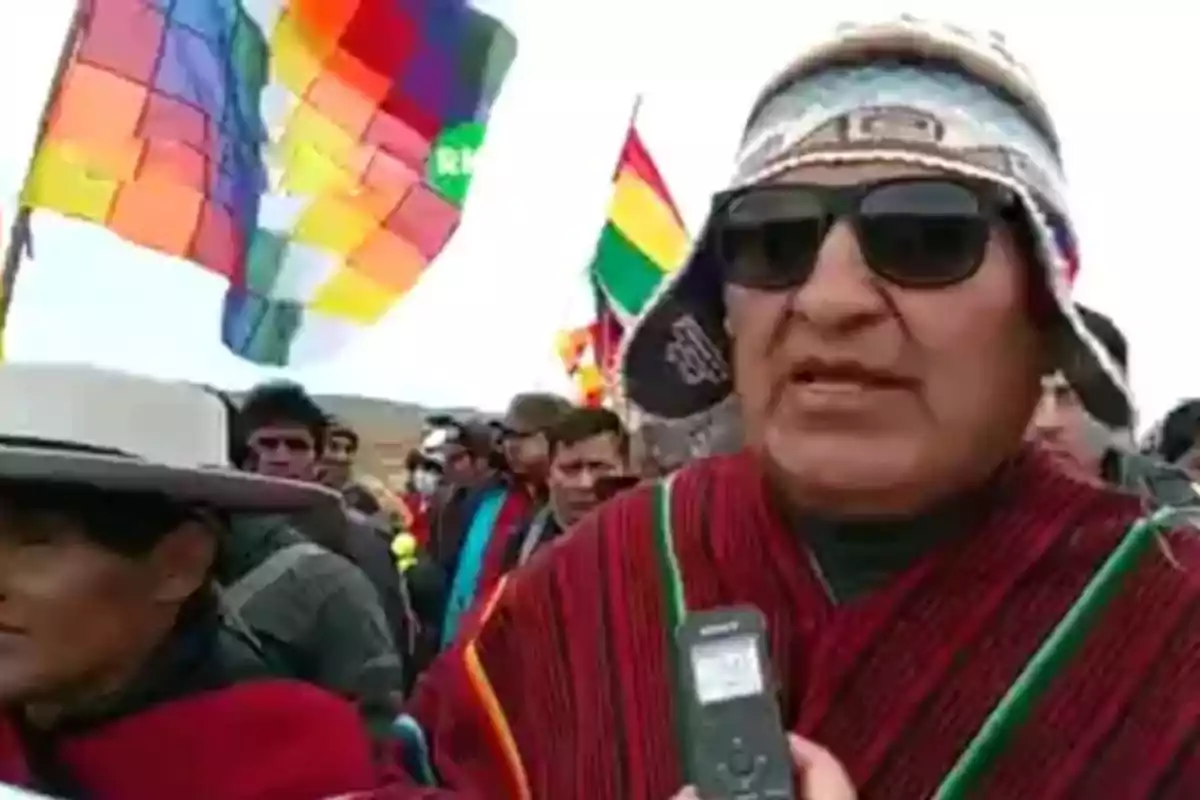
xmin=440 ymin=487 xmax=506 ymax=648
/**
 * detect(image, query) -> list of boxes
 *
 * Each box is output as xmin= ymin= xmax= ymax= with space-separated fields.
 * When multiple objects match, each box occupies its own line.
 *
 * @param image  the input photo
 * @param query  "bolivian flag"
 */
xmin=590 ymin=127 xmax=688 ymax=322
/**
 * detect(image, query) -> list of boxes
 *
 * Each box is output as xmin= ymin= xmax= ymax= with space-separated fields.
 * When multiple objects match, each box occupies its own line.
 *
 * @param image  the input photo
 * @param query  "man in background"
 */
xmin=420 ymin=416 xmax=495 ymax=489
xmin=1149 ymin=400 xmax=1200 ymax=476
xmin=323 ymin=420 xmax=390 ymax=523
xmin=1028 ymin=304 xmax=1135 ymax=484
xmin=1027 ymin=307 xmax=1197 ymax=506
xmin=235 ymin=382 xmax=415 ymax=673
xmin=202 ymin=385 xmax=405 ymax=736
xmin=497 ymin=396 xmax=565 ymax=494
xmin=320 ymin=419 xmax=359 ymax=492
xmin=1137 ymin=400 xmax=1200 ymax=505
xmin=428 ymin=393 xmax=571 ymax=648
xmin=503 ymin=407 xmax=632 ymax=571
xmin=401 ymin=448 xmax=443 ymax=545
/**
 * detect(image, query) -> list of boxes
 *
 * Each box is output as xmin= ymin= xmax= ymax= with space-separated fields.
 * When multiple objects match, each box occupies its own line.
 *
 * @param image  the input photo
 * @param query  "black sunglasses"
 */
xmin=710 ymin=177 xmax=1019 ymax=291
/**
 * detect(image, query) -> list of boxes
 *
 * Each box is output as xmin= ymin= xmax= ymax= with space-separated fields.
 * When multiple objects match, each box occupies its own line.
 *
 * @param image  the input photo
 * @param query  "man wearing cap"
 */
xmin=420 ymin=417 xmax=495 ymax=490
xmin=0 ymin=365 xmax=378 ymax=798
xmin=387 ymin=19 xmax=1200 ymax=799
xmin=426 ymin=393 xmax=571 ymax=649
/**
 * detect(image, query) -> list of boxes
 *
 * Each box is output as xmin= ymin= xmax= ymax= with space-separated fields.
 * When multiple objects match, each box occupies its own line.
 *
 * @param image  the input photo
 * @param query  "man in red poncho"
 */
xmin=380 ymin=18 xmax=1200 ymax=800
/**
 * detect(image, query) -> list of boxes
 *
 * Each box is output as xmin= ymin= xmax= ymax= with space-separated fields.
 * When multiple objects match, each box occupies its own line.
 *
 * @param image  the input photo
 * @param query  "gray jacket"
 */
xmin=218 ymin=516 xmax=405 ymax=735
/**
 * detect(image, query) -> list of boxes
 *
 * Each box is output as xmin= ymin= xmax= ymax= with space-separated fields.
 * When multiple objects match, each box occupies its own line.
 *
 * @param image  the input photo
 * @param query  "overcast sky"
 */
xmin=1 ymin=2 xmax=1196 ymax=426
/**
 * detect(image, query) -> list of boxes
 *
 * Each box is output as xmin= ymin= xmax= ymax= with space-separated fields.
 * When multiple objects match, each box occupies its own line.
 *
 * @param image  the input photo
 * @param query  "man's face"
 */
xmin=439 ymin=444 xmax=478 ymax=486
xmin=320 ymin=432 xmax=357 ymax=489
xmin=726 ymin=162 xmax=1045 ymax=516
xmin=421 ymin=426 xmax=479 ymax=486
xmin=547 ymin=433 xmax=627 ymax=528
xmin=247 ymin=423 xmax=318 ymax=481
xmin=1028 ymin=374 xmax=1106 ymax=477
xmin=503 ymin=430 xmax=550 ymax=481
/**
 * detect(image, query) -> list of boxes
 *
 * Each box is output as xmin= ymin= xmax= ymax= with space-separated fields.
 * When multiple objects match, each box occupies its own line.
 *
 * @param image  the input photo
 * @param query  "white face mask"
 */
xmin=412 ymin=469 xmax=442 ymax=497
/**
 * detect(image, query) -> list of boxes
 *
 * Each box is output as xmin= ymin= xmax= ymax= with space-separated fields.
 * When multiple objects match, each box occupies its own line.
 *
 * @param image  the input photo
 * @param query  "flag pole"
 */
xmin=601 ymin=93 xmax=642 ymax=413
xmin=0 ymin=0 xmax=87 ymax=356
xmin=627 ymin=93 xmax=643 ymax=134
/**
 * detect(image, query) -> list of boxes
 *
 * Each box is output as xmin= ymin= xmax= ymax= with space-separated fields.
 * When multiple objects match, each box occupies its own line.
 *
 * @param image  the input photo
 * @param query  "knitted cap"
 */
xmin=619 ymin=16 xmax=1131 ymax=468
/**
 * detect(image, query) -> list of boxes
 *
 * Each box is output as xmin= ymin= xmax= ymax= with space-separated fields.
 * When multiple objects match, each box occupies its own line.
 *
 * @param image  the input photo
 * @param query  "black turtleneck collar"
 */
xmin=781 ymin=467 xmax=1007 ymax=604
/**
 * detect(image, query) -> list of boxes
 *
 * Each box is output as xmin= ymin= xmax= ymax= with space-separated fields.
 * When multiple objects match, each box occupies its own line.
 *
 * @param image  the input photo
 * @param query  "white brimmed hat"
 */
xmin=0 ymin=363 xmax=339 ymax=513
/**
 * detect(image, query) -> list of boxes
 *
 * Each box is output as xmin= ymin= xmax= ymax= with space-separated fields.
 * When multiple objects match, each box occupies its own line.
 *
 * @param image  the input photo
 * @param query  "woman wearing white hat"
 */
xmin=0 ymin=365 xmax=379 ymax=798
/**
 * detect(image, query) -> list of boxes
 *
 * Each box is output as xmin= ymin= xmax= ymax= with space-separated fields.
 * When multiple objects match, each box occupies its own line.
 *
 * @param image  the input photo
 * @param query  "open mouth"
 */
xmin=789 ymin=360 xmax=911 ymax=389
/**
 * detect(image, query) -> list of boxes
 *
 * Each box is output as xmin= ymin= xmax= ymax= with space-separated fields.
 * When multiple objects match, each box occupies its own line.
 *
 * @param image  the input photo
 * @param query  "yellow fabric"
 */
xmin=392 ymin=532 xmax=418 ymax=572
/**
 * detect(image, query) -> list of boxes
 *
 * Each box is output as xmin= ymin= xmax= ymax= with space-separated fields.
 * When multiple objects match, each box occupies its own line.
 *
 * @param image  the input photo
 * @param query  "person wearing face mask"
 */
xmin=381 ymin=19 xmax=1200 ymax=800
xmin=399 ymin=446 xmax=449 ymax=552
xmin=407 ymin=452 xmax=446 ymax=501
xmin=395 ymin=449 xmax=456 ymax=681
xmin=420 ymin=419 xmax=494 ymax=489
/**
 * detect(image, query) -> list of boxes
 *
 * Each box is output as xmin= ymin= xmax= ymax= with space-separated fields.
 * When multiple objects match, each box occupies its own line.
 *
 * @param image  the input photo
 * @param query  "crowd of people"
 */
xmin=2 ymin=16 xmax=1200 ymax=800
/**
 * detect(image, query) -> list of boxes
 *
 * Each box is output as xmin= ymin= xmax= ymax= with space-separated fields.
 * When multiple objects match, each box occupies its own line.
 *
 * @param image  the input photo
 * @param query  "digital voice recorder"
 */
xmin=675 ymin=606 xmax=794 ymax=800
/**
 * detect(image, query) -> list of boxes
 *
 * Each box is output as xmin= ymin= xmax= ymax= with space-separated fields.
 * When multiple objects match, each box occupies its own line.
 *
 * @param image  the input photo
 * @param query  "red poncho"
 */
xmin=380 ymin=448 xmax=1200 ymax=799
xmin=0 ymin=680 xmax=378 ymax=799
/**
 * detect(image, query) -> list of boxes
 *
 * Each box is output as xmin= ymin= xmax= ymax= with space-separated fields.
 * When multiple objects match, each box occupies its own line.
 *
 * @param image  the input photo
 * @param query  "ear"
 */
xmin=148 ymin=518 xmax=217 ymax=605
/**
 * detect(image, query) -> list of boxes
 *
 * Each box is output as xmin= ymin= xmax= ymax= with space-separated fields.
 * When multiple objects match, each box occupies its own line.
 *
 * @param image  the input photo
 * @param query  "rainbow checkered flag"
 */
xmin=20 ymin=0 xmax=517 ymax=365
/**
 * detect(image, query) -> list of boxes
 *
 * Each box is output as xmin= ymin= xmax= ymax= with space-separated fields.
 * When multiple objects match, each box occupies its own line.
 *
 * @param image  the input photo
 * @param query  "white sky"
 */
xmin=1 ymin=2 xmax=1197 ymax=426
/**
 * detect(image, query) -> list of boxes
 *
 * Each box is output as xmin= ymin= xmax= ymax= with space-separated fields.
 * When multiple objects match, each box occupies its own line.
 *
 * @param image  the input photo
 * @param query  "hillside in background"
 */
xmin=229 ymin=392 xmax=489 ymax=489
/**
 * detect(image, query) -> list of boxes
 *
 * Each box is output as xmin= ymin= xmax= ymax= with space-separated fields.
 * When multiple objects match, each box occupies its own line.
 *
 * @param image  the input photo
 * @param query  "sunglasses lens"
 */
xmin=857 ymin=180 xmax=991 ymax=286
xmin=715 ymin=188 xmax=826 ymax=290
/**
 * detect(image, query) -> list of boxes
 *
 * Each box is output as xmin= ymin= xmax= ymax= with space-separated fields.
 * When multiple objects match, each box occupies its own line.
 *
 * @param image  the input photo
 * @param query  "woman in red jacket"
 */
xmin=0 ymin=365 xmax=379 ymax=799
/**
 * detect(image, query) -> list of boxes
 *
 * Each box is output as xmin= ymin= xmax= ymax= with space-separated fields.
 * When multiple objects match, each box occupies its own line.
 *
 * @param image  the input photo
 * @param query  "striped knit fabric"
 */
xmin=391 ymin=447 xmax=1200 ymax=799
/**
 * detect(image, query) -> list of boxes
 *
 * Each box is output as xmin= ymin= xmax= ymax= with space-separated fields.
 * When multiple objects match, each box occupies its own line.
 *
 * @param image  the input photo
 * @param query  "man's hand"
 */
xmin=670 ymin=735 xmax=855 ymax=800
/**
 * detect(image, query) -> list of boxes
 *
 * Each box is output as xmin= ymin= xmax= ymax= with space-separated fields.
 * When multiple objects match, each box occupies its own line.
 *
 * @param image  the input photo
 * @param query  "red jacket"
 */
xmin=0 ymin=680 xmax=378 ymax=799
xmin=402 ymin=492 xmax=432 ymax=547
